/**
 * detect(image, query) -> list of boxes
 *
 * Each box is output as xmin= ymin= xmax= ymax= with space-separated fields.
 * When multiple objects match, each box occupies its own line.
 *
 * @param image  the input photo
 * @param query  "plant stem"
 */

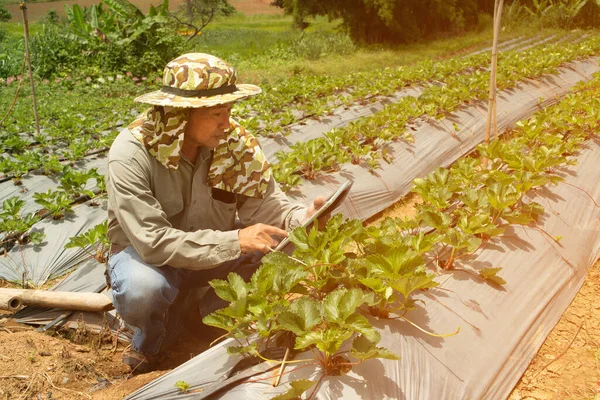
xmin=398 ymin=315 xmax=460 ymax=338
xmin=558 ymin=181 xmax=599 ymax=207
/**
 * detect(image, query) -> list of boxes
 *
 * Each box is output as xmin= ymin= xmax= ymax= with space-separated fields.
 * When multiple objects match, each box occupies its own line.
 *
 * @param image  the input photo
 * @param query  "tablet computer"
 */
xmin=274 ymin=180 xmax=353 ymax=252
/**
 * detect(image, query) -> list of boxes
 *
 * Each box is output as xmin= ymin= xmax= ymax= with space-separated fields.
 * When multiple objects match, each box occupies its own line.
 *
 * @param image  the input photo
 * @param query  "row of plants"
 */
xmin=0 ymin=34 xmax=507 ymax=179
xmin=270 ymin=34 xmax=600 ymax=192
xmin=199 ymin=70 xmax=600 ymax=399
xmin=0 ymin=29 xmax=536 ymax=180
xmin=1 ymin=32 xmax=596 ymax=258
xmin=0 ymin=76 xmax=152 ymax=179
xmin=0 ymin=31 xmax=572 ymax=182
xmin=0 ymin=33 xmax=524 ymax=179
xmin=234 ymin=32 xmax=568 ymax=138
xmin=235 ymin=49 xmax=495 ymax=137
xmin=0 ymin=166 xmax=105 ymax=252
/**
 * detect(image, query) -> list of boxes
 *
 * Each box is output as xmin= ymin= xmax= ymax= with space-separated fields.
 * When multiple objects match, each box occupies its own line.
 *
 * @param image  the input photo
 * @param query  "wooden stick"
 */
xmin=0 ymin=292 xmax=23 ymax=312
xmin=19 ymin=0 xmax=41 ymax=135
xmin=485 ymin=0 xmax=504 ymax=143
xmin=272 ymin=348 xmax=290 ymax=387
xmin=0 ymin=289 xmax=113 ymax=312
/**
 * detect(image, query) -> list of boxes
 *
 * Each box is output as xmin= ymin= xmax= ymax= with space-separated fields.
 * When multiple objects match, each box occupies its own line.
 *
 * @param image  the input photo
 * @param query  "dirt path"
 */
xmin=5 ymin=0 xmax=281 ymax=22
xmin=509 ymin=258 xmax=600 ymax=400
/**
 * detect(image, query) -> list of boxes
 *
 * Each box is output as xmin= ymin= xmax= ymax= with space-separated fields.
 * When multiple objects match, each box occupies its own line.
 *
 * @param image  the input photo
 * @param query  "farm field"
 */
xmin=1 ymin=4 xmax=600 ymax=398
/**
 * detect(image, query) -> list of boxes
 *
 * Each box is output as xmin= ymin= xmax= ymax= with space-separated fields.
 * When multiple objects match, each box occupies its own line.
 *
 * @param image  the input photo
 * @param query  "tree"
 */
xmin=272 ymin=0 xmax=492 ymax=44
xmin=171 ymin=0 xmax=236 ymax=41
xmin=0 ymin=4 xmax=12 ymax=22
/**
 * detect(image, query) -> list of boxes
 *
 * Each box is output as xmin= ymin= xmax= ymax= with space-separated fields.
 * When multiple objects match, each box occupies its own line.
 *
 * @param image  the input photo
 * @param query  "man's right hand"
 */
xmin=238 ymin=223 xmax=288 ymax=254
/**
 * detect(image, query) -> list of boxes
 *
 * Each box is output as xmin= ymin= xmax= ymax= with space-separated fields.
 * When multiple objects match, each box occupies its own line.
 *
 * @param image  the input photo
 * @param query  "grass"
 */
xmin=233 ymin=27 xmax=501 ymax=85
xmin=0 ymin=21 xmax=44 ymax=35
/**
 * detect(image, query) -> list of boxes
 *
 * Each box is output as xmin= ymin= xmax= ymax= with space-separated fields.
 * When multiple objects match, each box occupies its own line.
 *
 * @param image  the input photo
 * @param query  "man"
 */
xmin=106 ymin=53 xmax=324 ymax=373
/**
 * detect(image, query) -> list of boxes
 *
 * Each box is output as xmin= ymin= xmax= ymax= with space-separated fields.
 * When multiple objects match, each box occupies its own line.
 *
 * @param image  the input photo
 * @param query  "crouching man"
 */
xmin=106 ymin=53 xmax=324 ymax=373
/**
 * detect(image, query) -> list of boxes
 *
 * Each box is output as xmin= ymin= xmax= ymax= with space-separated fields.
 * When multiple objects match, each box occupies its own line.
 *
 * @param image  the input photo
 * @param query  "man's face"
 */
xmin=184 ymin=103 xmax=233 ymax=149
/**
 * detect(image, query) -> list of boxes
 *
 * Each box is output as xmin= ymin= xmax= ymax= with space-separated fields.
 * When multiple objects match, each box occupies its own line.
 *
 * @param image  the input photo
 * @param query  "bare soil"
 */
xmin=509 ymin=258 xmax=600 ymax=400
xmin=0 ymin=314 xmax=218 ymax=399
xmin=5 ymin=0 xmax=281 ymax=22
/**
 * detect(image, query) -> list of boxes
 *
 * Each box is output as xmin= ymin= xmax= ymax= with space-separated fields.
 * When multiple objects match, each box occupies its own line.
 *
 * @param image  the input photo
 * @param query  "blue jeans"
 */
xmin=106 ymin=246 xmax=262 ymax=356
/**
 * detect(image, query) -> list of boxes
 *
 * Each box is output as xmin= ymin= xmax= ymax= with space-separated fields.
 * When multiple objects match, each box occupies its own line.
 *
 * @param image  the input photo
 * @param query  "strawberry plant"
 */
xmin=355 ymin=248 xmax=438 ymax=318
xmin=64 ymin=221 xmax=110 ymax=263
xmin=58 ymin=166 xmax=103 ymax=198
xmin=289 ymin=215 xmax=362 ymax=294
xmin=0 ymin=197 xmax=45 ymax=247
xmin=203 ymin=215 xmax=402 ymax=390
xmin=32 ymin=190 xmax=73 ymax=220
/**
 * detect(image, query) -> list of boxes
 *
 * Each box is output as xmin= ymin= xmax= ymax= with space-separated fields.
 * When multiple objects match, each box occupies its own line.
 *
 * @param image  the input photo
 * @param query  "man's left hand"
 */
xmin=305 ymin=196 xmax=329 ymax=230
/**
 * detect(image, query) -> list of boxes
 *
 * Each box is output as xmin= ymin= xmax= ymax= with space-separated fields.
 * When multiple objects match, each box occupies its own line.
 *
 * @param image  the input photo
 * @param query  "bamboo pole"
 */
xmin=19 ymin=0 xmax=41 ymax=135
xmin=485 ymin=0 xmax=504 ymax=143
xmin=0 ymin=292 xmax=23 ymax=312
xmin=0 ymin=289 xmax=113 ymax=312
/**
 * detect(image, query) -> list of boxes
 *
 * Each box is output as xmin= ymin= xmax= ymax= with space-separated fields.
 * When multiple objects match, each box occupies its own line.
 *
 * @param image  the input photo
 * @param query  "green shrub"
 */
xmin=0 ymin=35 xmax=23 ymax=78
xmin=30 ymin=24 xmax=83 ymax=78
xmin=0 ymin=4 xmax=11 ymax=23
xmin=62 ymin=0 xmax=189 ymax=77
xmin=44 ymin=10 xmax=60 ymax=25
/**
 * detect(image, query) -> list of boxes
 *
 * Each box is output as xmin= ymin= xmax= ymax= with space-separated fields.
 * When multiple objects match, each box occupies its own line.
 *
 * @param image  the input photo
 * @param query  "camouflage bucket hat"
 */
xmin=134 ymin=53 xmax=261 ymax=108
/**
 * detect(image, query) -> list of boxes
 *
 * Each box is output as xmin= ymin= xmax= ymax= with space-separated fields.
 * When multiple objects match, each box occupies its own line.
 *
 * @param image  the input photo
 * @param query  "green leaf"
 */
xmin=289 ymin=227 xmax=309 ymax=252
xmin=323 ymin=288 xmax=366 ymax=324
xmin=226 ymin=343 xmax=257 ymax=356
xmin=479 ymin=267 xmax=506 ymax=286
xmin=351 ymin=335 xmax=400 ymax=361
xmin=202 ymin=313 xmax=235 ymax=332
xmin=272 ymin=267 xmax=309 ymax=295
xmin=296 ymin=328 xmax=353 ymax=355
xmin=345 ymin=314 xmax=379 ymax=343
xmin=278 ymin=297 xmax=321 ymax=336
xmin=174 ymin=380 xmax=190 ymax=393
xmin=271 ymin=380 xmax=315 ymax=400
xmin=209 ymin=278 xmax=236 ymax=302
xmin=419 ymin=207 xmax=452 ymax=231
xmin=390 ymin=274 xmax=439 ymax=299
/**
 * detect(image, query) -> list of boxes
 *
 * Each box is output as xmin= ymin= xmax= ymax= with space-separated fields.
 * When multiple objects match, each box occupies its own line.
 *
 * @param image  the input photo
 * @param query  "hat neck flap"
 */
xmin=129 ymin=106 xmax=271 ymax=199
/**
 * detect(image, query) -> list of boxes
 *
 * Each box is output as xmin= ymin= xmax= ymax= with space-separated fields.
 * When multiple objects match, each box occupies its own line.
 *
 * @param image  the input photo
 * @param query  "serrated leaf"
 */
xmin=271 ymin=380 xmax=315 ymax=400
xmin=226 ymin=343 xmax=257 ymax=355
xmin=209 ymin=278 xmax=236 ymax=302
xmin=278 ymin=297 xmax=321 ymax=335
xmin=479 ymin=267 xmax=506 ymax=286
xmin=296 ymin=328 xmax=353 ymax=355
xmin=419 ymin=208 xmax=452 ymax=230
xmin=390 ymin=274 xmax=439 ymax=299
xmin=345 ymin=314 xmax=379 ymax=343
xmin=350 ymin=335 xmax=400 ymax=361
xmin=272 ymin=267 xmax=309 ymax=294
xmin=202 ymin=313 xmax=235 ymax=332
xmin=323 ymin=288 xmax=366 ymax=324
xmin=289 ymin=226 xmax=310 ymax=252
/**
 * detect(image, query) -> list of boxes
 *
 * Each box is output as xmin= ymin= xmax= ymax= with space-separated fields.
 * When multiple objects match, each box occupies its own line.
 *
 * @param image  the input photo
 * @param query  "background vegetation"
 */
xmin=271 ymin=0 xmax=600 ymax=43
xmin=1 ymin=0 xmax=598 ymax=82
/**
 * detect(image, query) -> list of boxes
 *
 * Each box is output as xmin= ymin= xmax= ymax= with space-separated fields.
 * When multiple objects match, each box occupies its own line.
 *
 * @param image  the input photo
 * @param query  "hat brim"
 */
xmin=133 ymin=84 xmax=261 ymax=108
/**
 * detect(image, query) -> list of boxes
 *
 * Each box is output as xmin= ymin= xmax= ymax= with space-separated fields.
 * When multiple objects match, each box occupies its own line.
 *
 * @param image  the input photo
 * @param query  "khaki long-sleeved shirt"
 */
xmin=107 ymin=128 xmax=306 ymax=270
